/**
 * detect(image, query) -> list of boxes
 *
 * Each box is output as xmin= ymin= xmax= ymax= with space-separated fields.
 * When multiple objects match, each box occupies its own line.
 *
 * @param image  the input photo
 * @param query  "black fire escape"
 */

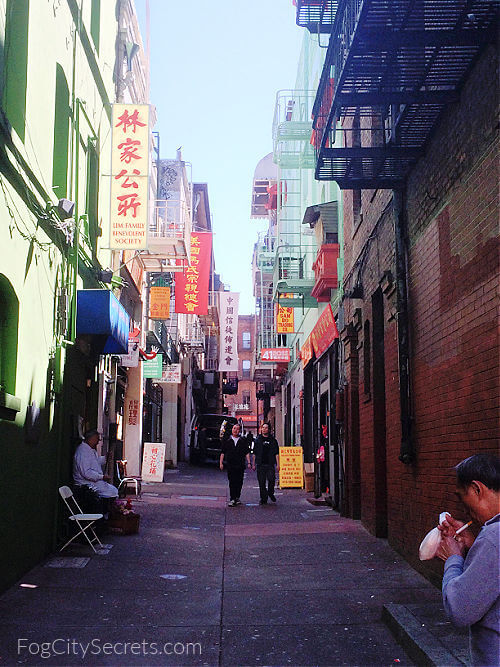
xmin=306 ymin=0 xmax=498 ymax=189
xmin=295 ymin=0 xmax=339 ymax=33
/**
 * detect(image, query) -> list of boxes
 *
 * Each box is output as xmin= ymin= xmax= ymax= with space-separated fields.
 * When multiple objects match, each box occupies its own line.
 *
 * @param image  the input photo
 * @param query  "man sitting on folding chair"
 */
xmin=73 ymin=429 xmax=118 ymax=516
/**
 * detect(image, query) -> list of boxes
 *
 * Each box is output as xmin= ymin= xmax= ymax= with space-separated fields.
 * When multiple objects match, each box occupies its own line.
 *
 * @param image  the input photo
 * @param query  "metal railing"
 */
xmin=181 ymin=323 xmax=205 ymax=350
xmin=273 ymin=245 xmax=316 ymax=284
xmin=147 ymin=197 xmax=192 ymax=259
xmin=273 ymin=90 xmax=317 ymax=169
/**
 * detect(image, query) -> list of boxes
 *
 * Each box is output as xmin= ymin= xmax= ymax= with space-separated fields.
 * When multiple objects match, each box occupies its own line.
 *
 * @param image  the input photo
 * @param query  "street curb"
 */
xmin=382 ymin=603 xmax=465 ymax=666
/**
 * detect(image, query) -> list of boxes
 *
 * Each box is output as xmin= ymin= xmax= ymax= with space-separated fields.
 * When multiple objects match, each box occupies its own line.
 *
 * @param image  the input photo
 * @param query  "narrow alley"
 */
xmin=0 ymin=464 xmax=467 ymax=666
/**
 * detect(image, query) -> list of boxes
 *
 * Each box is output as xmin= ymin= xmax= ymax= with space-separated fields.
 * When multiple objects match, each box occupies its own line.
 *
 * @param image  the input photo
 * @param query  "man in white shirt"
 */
xmin=73 ymin=429 xmax=118 ymax=499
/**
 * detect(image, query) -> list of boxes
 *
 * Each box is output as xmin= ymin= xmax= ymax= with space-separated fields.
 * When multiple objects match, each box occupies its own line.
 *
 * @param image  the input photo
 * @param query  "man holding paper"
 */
xmin=436 ymin=453 xmax=500 ymax=667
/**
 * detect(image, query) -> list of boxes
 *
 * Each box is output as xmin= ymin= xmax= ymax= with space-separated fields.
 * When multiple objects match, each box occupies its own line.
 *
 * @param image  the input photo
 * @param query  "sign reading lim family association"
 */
xmin=110 ymin=104 xmax=150 ymax=249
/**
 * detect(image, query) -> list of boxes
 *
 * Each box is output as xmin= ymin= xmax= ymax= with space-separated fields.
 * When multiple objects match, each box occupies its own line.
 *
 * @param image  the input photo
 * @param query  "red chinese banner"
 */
xmin=174 ymin=232 xmax=212 ymax=315
xmin=110 ymin=104 xmax=150 ymax=249
xmin=310 ymin=304 xmax=339 ymax=358
xmin=300 ymin=336 xmax=313 ymax=368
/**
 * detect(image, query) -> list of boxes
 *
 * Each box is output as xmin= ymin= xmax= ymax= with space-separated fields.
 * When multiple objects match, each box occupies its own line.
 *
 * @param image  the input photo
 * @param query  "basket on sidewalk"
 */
xmin=106 ymin=511 xmax=140 ymax=535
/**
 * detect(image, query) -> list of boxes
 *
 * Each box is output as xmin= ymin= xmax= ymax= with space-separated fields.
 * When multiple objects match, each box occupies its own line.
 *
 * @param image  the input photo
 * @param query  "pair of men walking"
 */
xmin=219 ymin=422 xmax=279 ymax=506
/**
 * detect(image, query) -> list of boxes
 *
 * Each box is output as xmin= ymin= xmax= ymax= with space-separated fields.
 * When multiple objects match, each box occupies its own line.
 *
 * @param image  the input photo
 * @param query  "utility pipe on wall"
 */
xmin=393 ymin=189 xmax=414 ymax=464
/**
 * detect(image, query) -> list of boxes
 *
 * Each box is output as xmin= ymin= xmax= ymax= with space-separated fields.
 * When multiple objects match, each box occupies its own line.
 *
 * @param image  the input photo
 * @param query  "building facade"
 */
xmin=0 ymin=0 xmax=128 ymax=591
xmin=296 ymin=0 xmax=499 ymax=581
xmin=224 ymin=315 xmax=258 ymax=434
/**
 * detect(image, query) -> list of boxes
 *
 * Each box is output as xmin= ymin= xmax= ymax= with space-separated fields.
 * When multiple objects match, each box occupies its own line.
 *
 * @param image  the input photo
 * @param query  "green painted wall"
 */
xmin=0 ymin=0 xmax=117 ymax=593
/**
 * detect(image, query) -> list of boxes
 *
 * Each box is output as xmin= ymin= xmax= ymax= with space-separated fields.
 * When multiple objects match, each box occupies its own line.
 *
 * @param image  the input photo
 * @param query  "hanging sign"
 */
xmin=276 ymin=304 xmax=294 ymax=334
xmin=149 ymin=286 xmax=171 ymax=319
xmin=310 ymin=304 xmax=338 ymax=358
xmin=143 ymin=353 xmax=163 ymax=378
xmin=279 ymin=446 xmax=304 ymax=488
xmin=300 ymin=336 xmax=313 ymax=368
xmin=261 ymin=348 xmax=291 ymax=363
xmin=218 ymin=292 xmax=239 ymax=372
xmin=141 ymin=442 xmax=166 ymax=482
xmin=160 ymin=363 xmax=182 ymax=383
xmin=119 ymin=340 xmax=140 ymax=367
xmin=110 ymin=104 xmax=150 ymax=249
xmin=174 ymin=232 xmax=212 ymax=315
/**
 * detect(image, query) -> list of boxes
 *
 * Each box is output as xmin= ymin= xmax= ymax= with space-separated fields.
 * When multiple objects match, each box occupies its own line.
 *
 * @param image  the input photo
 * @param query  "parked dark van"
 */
xmin=189 ymin=414 xmax=239 ymax=463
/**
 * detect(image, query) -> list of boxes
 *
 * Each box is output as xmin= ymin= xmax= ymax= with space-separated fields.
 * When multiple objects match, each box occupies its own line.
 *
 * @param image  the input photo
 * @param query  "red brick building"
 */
xmin=307 ymin=3 xmax=499 ymax=583
xmin=224 ymin=315 xmax=258 ymax=434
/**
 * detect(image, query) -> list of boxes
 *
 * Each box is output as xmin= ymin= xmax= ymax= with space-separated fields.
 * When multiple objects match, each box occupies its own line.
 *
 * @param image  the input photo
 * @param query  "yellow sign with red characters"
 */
xmin=276 ymin=304 xmax=294 ymax=333
xmin=279 ymin=446 xmax=304 ymax=488
xmin=149 ymin=286 xmax=171 ymax=319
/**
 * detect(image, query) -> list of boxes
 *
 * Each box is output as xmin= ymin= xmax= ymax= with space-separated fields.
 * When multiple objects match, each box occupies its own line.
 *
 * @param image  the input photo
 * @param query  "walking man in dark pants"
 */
xmin=252 ymin=422 xmax=280 ymax=505
xmin=220 ymin=423 xmax=251 ymax=507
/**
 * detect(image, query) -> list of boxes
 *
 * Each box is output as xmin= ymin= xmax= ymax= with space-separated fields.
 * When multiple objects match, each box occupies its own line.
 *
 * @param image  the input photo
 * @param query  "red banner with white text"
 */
xmin=174 ymin=232 xmax=212 ymax=315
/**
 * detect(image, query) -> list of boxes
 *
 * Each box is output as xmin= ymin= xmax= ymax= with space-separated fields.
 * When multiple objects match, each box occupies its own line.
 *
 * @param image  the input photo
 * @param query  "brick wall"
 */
xmin=339 ymin=44 xmax=499 ymax=580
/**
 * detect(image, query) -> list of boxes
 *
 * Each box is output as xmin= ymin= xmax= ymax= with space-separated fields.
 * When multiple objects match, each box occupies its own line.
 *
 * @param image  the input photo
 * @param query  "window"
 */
xmin=242 ymin=360 xmax=251 ymax=379
xmin=242 ymin=391 xmax=250 ymax=406
xmin=90 ymin=0 xmax=100 ymax=52
xmin=52 ymin=64 xmax=70 ymax=198
xmin=0 ymin=274 xmax=19 ymax=396
xmin=3 ymin=0 xmax=29 ymax=141
xmin=242 ymin=331 xmax=251 ymax=349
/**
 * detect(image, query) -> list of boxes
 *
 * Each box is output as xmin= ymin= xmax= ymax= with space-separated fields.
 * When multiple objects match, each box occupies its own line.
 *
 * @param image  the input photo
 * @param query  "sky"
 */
xmin=135 ymin=0 xmax=304 ymax=314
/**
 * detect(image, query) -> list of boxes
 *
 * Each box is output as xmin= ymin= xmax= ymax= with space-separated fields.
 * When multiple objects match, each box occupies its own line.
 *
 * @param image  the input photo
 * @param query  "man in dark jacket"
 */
xmin=219 ymin=423 xmax=251 ymax=507
xmin=252 ymin=422 xmax=280 ymax=505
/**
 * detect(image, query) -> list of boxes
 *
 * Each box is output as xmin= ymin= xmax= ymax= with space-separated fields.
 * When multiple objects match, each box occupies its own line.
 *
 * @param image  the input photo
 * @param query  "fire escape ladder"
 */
xmin=310 ymin=0 xmax=499 ymax=188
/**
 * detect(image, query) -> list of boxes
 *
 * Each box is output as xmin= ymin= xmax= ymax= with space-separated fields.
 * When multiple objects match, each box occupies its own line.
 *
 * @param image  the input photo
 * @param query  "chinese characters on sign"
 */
xmin=300 ymin=336 xmax=313 ymax=368
xmin=310 ymin=304 xmax=339 ymax=358
xmin=127 ymin=399 xmax=139 ymax=426
xmin=276 ymin=304 xmax=294 ymax=334
xmin=141 ymin=442 xmax=166 ymax=482
xmin=110 ymin=104 xmax=150 ymax=249
xmin=149 ymin=286 xmax=171 ymax=320
xmin=261 ymin=348 xmax=291 ymax=363
xmin=279 ymin=447 xmax=304 ymax=488
xmin=174 ymin=232 xmax=212 ymax=315
xmin=160 ymin=363 xmax=182 ymax=384
xmin=218 ymin=292 xmax=240 ymax=372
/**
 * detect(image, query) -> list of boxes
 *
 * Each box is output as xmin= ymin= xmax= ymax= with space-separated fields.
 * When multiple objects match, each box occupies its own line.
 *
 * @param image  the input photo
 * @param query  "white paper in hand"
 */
xmin=418 ymin=512 xmax=450 ymax=561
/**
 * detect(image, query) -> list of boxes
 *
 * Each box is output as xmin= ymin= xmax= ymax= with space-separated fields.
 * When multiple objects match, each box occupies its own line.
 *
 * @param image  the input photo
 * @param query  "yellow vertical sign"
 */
xmin=149 ymin=286 xmax=171 ymax=319
xmin=276 ymin=305 xmax=294 ymax=333
xmin=279 ymin=446 xmax=304 ymax=488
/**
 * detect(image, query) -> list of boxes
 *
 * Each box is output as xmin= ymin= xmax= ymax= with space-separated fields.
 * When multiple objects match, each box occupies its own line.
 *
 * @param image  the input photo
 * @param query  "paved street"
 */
xmin=0 ymin=465 xmax=452 ymax=666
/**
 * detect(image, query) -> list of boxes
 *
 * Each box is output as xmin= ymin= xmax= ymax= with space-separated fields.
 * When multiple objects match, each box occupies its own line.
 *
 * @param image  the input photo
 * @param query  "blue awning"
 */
xmin=77 ymin=290 xmax=130 ymax=354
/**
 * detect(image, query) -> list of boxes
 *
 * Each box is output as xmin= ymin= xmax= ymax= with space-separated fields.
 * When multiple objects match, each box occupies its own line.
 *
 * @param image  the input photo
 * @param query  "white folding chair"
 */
xmin=116 ymin=460 xmax=142 ymax=497
xmin=58 ymin=486 xmax=104 ymax=553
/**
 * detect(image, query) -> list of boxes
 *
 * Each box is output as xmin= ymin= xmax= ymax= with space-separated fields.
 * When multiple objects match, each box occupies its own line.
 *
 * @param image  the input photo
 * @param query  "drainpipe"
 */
xmin=70 ymin=99 xmax=81 ymax=342
xmin=393 ymin=189 xmax=414 ymax=464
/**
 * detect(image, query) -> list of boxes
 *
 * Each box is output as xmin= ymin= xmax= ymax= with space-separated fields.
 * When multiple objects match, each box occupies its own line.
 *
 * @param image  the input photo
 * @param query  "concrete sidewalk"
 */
xmin=0 ymin=464 xmax=468 ymax=666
